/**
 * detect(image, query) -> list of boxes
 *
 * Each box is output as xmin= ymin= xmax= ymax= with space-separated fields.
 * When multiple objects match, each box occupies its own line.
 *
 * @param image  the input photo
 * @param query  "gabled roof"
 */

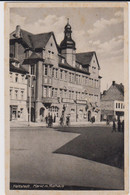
xmin=101 ymin=82 xmax=124 ymax=101
xmin=76 ymin=51 xmax=100 ymax=69
xmin=10 ymin=29 xmax=33 ymax=48
xmin=10 ymin=28 xmax=58 ymax=50
xmin=30 ymin=32 xmax=52 ymax=49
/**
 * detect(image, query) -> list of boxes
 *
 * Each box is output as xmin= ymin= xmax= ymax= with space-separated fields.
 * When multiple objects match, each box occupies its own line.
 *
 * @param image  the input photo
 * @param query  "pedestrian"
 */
xmin=50 ymin=114 xmax=53 ymax=127
xmin=118 ymin=119 xmax=121 ymax=132
xmin=112 ymin=120 xmax=116 ymax=132
xmin=106 ymin=117 xmax=109 ymax=125
xmin=45 ymin=116 xmax=48 ymax=124
xmin=54 ymin=114 xmax=56 ymax=123
xmin=121 ymin=120 xmax=124 ymax=132
xmin=66 ymin=115 xmax=70 ymax=126
xmin=60 ymin=115 xmax=64 ymax=126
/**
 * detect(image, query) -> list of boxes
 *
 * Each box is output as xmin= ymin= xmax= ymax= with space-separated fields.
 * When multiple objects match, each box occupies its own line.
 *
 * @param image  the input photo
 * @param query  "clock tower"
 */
xmin=60 ymin=19 xmax=76 ymax=67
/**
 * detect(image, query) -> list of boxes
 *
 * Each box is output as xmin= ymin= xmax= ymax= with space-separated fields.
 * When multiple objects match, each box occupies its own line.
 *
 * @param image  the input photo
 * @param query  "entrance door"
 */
xmin=11 ymin=106 xmax=18 ymax=120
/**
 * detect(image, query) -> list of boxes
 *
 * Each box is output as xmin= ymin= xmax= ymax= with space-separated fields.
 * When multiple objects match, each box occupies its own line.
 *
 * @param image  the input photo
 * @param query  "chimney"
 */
xmin=15 ymin=25 xmax=21 ymax=38
xmin=112 ymin=81 xmax=115 ymax=86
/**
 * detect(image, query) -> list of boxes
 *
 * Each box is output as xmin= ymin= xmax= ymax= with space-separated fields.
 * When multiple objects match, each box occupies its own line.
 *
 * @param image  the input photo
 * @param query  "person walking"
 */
xmin=45 ymin=116 xmax=48 ymax=124
xmin=50 ymin=114 xmax=53 ymax=127
xmin=112 ymin=120 xmax=116 ymax=132
xmin=118 ymin=119 xmax=121 ymax=132
xmin=54 ymin=114 xmax=56 ymax=123
xmin=66 ymin=115 xmax=70 ymax=127
xmin=47 ymin=114 xmax=50 ymax=127
xmin=60 ymin=115 xmax=64 ymax=127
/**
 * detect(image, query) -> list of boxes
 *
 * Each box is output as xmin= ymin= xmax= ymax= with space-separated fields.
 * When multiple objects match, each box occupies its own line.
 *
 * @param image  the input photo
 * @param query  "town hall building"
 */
xmin=10 ymin=21 xmax=101 ymax=123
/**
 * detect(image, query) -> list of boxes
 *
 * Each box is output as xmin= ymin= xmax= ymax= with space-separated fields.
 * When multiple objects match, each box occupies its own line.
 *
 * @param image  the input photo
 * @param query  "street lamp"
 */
xmin=26 ymin=66 xmax=35 ymax=126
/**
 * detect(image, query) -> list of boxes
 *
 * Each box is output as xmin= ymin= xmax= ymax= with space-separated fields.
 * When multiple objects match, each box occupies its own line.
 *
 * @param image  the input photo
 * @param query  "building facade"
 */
xmin=101 ymin=81 xmax=124 ymax=121
xmin=10 ymin=22 xmax=101 ymax=123
xmin=10 ymin=58 xmax=28 ymax=121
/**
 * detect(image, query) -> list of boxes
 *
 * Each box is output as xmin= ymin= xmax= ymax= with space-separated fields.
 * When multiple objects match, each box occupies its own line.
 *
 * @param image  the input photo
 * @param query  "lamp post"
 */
xmin=75 ymin=93 xmax=78 ymax=122
xmin=26 ymin=65 xmax=35 ymax=126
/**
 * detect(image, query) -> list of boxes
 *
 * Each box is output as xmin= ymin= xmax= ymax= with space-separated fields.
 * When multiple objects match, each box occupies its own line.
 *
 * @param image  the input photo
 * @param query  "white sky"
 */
xmin=10 ymin=7 xmax=124 ymax=92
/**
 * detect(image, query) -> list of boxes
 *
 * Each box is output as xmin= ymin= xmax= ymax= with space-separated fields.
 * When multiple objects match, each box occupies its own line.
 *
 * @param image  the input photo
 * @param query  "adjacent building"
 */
xmin=10 ymin=58 xmax=28 ymax=121
xmin=101 ymin=81 xmax=124 ymax=121
xmin=10 ymin=21 xmax=101 ymax=123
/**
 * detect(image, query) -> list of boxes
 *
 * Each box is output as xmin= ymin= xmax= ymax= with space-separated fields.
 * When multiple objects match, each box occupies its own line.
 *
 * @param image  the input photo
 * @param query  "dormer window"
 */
xmin=62 ymin=58 xmax=65 ymax=64
xmin=50 ymin=43 xmax=53 ymax=47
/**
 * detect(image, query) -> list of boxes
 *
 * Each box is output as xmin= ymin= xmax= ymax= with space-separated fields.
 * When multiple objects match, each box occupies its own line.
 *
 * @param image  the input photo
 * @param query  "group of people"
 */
xmin=112 ymin=119 xmax=124 ymax=133
xmin=45 ymin=113 xmax=56 ymax=128
xmin=60 ymin=115 xmax=70 ymax=127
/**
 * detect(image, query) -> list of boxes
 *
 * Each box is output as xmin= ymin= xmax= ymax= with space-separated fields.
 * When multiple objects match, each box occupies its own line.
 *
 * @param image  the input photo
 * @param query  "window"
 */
xmin=21 ymin=90 xmax=24 ymax=100
xmin=55 ymin=88 xmax=57 ymax=98
xmin=21 ymin=75 xmax=24 ymax=82
xmin=60 ymin=70 xmax=63 ymax=80
xmin=49 ymin=66 xmax=52 ymax=77
xmin=89 ymin=78 xmax=92 ymax=86
xmin=52 ymin=88 xmax=54 ymax=97
xmin=31 ymin=65 xmax=35 ymax=75
xmin=79 ymin=75 xmax=81 ymax=84
xmin=48 ymin=87 xmax=51 ymax=97
xmin=52 ymin=68 xmax=54 ymax=77
xmin=15 ymin=74 xmax=18 ymax=83
xmin=43 ymin=87 xmax=47 ymax=97
xmin=44 ymin=65 xmax=48 ymax=76
xmin=62 ymin=58 xmax=65 ymax=64
xmin=72 ymin=74 xmax=75 ymax=83
xmin=89 ymin=94 xmax=93 ymax=102
xmin=76 ymin=74 xmax=78 ymax=84
xmin=91 ymin=79 xmax=93 ymax=87
xmin=65 ymin=71 xmax=67 ymax=81
xmin=69 ymin=73 xmax=71 ymax=82
xmin=10 ymin=73 xmax=13 ymax=81
xmin=60 ymin=89 xmax=63 ymax=97
xmin=55 ymin=69 xmax=58 ymax=79
xmin=86 ymin=77 xmax=88 ymax=85
xmin=82 ymin=92 xmax=85 ymax=100
xmin=72 ymin=91 xmax=74 ymax=99
xmin=64 ymin=90 xmax=67 ymax=98
xmin=69 ymin=90 xmax=71 ymax=99
xmin=15 ymin=90 xmax=18 ymax=99
xmin=10 ymin=89 xmax=13 ymax=99
xmin=52 ymin=52 xmax=54 ymax=59
xmin=48 ymin=51 xmax=51 ymax=58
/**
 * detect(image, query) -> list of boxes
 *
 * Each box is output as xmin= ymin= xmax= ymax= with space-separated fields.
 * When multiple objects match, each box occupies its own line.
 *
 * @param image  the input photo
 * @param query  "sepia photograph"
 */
xmin=5 ymin=2 xmax=129 ymax=195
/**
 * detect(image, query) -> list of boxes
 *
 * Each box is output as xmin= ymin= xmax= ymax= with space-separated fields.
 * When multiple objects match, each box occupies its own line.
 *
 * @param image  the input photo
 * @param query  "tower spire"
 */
xmin=67 ymin=18 xmax=69 ymax=24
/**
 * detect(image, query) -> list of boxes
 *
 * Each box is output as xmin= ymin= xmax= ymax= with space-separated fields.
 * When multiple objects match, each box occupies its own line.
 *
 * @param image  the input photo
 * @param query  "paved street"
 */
xmin=10 ymin=125 xmax=124 ymax=190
